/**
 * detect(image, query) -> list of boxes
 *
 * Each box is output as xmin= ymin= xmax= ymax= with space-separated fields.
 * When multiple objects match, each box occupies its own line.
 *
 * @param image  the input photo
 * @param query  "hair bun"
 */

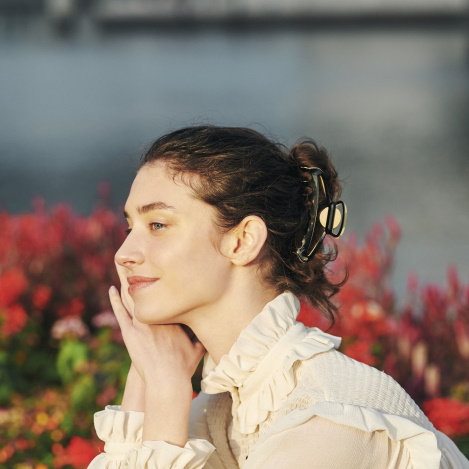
xmin=289 ymin=139 xmax=342 ymax=201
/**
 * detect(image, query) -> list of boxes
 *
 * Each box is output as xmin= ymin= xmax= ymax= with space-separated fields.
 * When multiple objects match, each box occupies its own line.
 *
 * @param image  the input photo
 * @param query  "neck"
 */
xmin=184 ymin=276 xmax=279 ymax=364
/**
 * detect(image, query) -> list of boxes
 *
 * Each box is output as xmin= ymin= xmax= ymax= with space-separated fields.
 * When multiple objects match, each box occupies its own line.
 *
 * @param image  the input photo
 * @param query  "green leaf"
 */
xmin=71 ymin=374 xmax=96 ymax=410
xmin=56 ymin=339 xmax=89 ymax=384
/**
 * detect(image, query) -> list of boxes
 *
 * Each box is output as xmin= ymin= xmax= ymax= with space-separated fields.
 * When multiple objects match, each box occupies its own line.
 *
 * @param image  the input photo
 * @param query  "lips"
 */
xmin=127 ymin=276 xmax=159 ymax=295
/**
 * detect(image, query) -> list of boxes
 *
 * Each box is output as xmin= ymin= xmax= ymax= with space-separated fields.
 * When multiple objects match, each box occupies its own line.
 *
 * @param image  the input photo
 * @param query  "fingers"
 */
xmin=109 ymin=285 xmax=133 ymax=330
xmin=120 ymin=285 xmax=134 ymax=318
xmin=149 ymin=324 xmax=205 ymax=370
xmin=108 ymin=287 xmax=206 ymax=382
xmin=115 ymin=262 xmax=135 ymax=316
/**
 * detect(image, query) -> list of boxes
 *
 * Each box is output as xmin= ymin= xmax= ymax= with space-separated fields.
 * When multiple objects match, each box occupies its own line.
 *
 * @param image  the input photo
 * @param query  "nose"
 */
xmin=115 ymin=235 xmax=144 ymax=267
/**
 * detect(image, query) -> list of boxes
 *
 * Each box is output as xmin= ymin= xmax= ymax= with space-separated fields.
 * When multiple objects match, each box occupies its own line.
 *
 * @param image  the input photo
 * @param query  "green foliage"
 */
xmin=0 ymin=205 xmax=468 ymax=467
xmin=57 ymin=340 xmax=90 ymax=385
xmin=0 ymin=350 xmax=15 ymax=405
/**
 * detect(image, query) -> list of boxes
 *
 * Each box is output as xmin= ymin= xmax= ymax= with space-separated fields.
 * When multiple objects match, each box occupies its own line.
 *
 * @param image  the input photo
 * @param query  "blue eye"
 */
xmin=150 ymin=222 xmax=165 ymax=231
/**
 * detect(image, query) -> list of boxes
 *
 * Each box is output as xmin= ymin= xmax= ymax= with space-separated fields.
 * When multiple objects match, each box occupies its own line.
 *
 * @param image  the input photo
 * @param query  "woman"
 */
xmin=89 ymin=126 xmax=468 ymax=468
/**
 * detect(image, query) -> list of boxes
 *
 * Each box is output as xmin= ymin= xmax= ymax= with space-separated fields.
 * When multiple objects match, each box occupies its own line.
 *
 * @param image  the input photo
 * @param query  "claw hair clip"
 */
xmin=295 ymin=167 xmax=347 ymax=263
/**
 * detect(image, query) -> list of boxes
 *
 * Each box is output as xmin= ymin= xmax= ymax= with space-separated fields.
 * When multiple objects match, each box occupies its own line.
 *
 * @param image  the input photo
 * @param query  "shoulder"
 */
xmin=247 ymin=414 xmax=413 ymax=469
xmin=250 ymin=349 xmax=441 ymax=469
xmin=292 ymin=348 xmax=430 ymax=426
xmin=268 ymin=350 xmax=456 ymax=469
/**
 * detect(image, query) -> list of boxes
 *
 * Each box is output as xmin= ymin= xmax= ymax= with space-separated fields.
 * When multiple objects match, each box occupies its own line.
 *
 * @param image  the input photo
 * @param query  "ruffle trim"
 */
xmin=201 ymin=292 xmax=341 ymax=434
xmin=255 ymin=402 xmax=469 ymax=469
xmin=92 ymin=406 xmax=215 ymax=468
xmin=95 ymin=405 xmax=144 ymax=447
xmin=125 ymin=439 xmax=215 ymax=469
xmin=236 ymin=328 xmax=340 ymax=433
xmin=202 ymin=293 xmax=301 ymax=393
xmin=89 ymin=439 xmax=215 ymax=469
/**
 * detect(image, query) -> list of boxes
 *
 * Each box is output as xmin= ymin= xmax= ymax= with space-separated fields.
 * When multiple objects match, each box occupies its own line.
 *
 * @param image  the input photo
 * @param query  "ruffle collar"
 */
xmin=201 ymin=292 xmax=341 ymax=434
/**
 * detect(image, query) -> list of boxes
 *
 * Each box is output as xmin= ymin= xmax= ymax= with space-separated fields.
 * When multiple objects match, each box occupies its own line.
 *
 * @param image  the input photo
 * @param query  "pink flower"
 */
xmin=92 ymin=310 xmax=119 ymax=330
xmin=51 ymin=317 xmax=89 ymax=340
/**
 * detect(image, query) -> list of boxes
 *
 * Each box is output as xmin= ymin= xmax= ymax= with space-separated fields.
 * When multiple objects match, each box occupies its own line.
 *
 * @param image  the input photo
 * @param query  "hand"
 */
xmin=121 ymin=363 xmax=145 ymax=412
xmin=115 ymin=261 xmax=135 ymax=319
xmin=111 ymin=266 xmax=145 ymax=411
xmin=113 ymin=262 xmax=204 ymax=384
xmin=109 ymin=286 xmax=205 ymax=445
xmin=109 ymin=285 xmax=205 ymax=389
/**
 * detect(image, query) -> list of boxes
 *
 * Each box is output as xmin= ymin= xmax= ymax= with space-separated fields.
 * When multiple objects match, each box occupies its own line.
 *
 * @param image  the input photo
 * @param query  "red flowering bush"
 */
xmin=298 ymin=217 xmax=469 ymax=456
xmin=53 ymin=436 xmax=103 ymax=469
xmin=0 ymin=200 xmax=468 ymax=465
xmin=298 ymin=216 xmax=401 ymax=369
xmin=0 ymin=268 xmax=29 ymax=338
xmin=0 ymin=198 xmax=129 ymax=467
xmin=423 ymin=398 xmax=469 ymax=439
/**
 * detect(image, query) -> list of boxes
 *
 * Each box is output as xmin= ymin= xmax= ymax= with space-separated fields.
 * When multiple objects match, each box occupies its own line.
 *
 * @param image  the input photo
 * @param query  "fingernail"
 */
xmin=109 ymin=286 xmax=118 ymax=296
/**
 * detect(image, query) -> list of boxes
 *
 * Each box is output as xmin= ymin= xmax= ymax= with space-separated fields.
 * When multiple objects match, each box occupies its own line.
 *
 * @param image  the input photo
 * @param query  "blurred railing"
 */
xmin=0 ymin=0 xmax=44 ymax=13
xmin=91 ymin=0 xmax=469 ymax=25
xmin=1 ymin=0 xmax=468 ymax=23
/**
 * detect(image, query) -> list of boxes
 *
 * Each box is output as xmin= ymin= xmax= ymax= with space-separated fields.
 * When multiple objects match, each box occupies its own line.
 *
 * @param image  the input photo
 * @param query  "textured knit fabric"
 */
xmin=89 ymin=292 xmax=469 ymax=469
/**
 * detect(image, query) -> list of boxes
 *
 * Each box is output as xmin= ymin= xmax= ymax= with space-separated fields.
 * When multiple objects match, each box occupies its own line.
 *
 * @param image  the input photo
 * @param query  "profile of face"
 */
xmin=115 ymin=162 xmax=234 ymax=325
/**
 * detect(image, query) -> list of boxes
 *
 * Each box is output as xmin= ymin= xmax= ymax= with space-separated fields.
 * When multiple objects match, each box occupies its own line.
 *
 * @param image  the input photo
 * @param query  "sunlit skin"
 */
xmin=110 ymin=162 xmax=278 ymax=446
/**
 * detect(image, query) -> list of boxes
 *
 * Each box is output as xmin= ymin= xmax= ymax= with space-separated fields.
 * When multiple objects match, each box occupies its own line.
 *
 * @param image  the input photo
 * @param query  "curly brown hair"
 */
xmin=140 ymin=125 xmax=346 ymax=325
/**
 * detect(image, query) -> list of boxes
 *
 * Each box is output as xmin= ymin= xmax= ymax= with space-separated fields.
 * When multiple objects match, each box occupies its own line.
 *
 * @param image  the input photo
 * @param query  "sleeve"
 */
xmin=244 ymin=415 xmax=413 ymax=469
xmin=88 ymin=405 xmax=216 ymax=469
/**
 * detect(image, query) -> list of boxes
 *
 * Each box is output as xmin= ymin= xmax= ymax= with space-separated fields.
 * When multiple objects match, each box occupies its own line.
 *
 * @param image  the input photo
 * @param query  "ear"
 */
xmin=223 ymin=216 xmax=268 ymax=266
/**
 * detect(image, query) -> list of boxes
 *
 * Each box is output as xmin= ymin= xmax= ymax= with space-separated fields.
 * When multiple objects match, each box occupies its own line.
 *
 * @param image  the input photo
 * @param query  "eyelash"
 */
xmin=124 ymin=222 xmax=165 ymax=236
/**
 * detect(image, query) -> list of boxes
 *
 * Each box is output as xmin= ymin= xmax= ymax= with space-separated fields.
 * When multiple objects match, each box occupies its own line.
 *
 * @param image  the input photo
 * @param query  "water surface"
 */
xmin=1 ymin=25 xmax=468 ymax=296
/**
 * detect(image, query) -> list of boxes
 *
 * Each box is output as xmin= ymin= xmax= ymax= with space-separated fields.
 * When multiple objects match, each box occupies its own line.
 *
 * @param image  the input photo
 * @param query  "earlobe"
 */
xmin=229 ymin=216 xmax=268 ymax=266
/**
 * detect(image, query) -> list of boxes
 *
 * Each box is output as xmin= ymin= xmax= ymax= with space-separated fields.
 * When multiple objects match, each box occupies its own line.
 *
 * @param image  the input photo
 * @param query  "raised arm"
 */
xmin=88 ymin=284 xmax=214 ymax=468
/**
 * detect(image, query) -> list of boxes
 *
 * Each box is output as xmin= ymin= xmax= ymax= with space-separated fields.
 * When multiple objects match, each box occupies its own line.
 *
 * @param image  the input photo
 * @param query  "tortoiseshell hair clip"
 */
xmin=295 ymin=167 xmax=347 ymax=263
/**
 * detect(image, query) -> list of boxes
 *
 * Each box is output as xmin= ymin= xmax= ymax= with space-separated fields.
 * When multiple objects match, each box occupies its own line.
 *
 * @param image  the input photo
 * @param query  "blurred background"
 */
xmin=1 ymin=0 xmax=468 ymax=296
xmin=1 ymin=1 xmax=469 ymax=466
xmin=0 ymin=0 xmax=469 ymax=291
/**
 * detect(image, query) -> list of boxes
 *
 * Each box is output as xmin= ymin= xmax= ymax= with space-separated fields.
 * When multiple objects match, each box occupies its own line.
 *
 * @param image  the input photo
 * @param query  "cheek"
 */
xmin=193 ymin=245 xmax=230 ymax=287
xmin=178 ymin=236 xmax=229 ymax=282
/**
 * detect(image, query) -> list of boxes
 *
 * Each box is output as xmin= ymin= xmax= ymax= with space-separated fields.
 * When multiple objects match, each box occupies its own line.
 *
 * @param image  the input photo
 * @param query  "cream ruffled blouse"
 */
xmin=89 ymin=292 xmax=469 ymax=469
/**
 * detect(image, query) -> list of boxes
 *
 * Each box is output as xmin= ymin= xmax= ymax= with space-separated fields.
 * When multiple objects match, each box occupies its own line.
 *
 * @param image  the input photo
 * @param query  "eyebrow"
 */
xmin=124 ymin=201 xmax=178 ymax=219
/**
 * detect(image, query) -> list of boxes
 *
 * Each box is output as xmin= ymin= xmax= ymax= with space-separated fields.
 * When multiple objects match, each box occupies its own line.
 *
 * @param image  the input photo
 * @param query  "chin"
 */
xmin=134 ymin=313 xmax=167 ymax=325
xmin=133 ymin=305 xmax=177 ymax=325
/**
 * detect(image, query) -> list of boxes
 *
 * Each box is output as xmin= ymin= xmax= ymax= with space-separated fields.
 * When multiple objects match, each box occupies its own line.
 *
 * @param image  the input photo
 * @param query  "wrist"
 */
xmin=121 ymin=364 xmax=145 ymax=412
xmin=142 ymin=380 xmax=193 ymax=446
xmin=145 ymin=375 xmax=193 ymax=397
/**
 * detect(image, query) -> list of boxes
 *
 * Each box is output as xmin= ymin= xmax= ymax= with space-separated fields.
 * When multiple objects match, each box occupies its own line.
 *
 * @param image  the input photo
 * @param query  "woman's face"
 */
xmin=115 ymin=162 xmax=233 ymax=324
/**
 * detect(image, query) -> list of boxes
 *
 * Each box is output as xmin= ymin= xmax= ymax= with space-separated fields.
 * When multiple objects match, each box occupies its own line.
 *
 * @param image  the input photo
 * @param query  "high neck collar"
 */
xmin=200 ymin=292 xmax=341 ymax=434
xmin=201 ymin=292 xmax=301 ymax=393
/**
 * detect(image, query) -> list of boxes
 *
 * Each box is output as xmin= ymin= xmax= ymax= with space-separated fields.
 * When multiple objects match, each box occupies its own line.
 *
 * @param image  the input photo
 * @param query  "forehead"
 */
xmin=126 ymin=163 xmax=205 ymax=216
